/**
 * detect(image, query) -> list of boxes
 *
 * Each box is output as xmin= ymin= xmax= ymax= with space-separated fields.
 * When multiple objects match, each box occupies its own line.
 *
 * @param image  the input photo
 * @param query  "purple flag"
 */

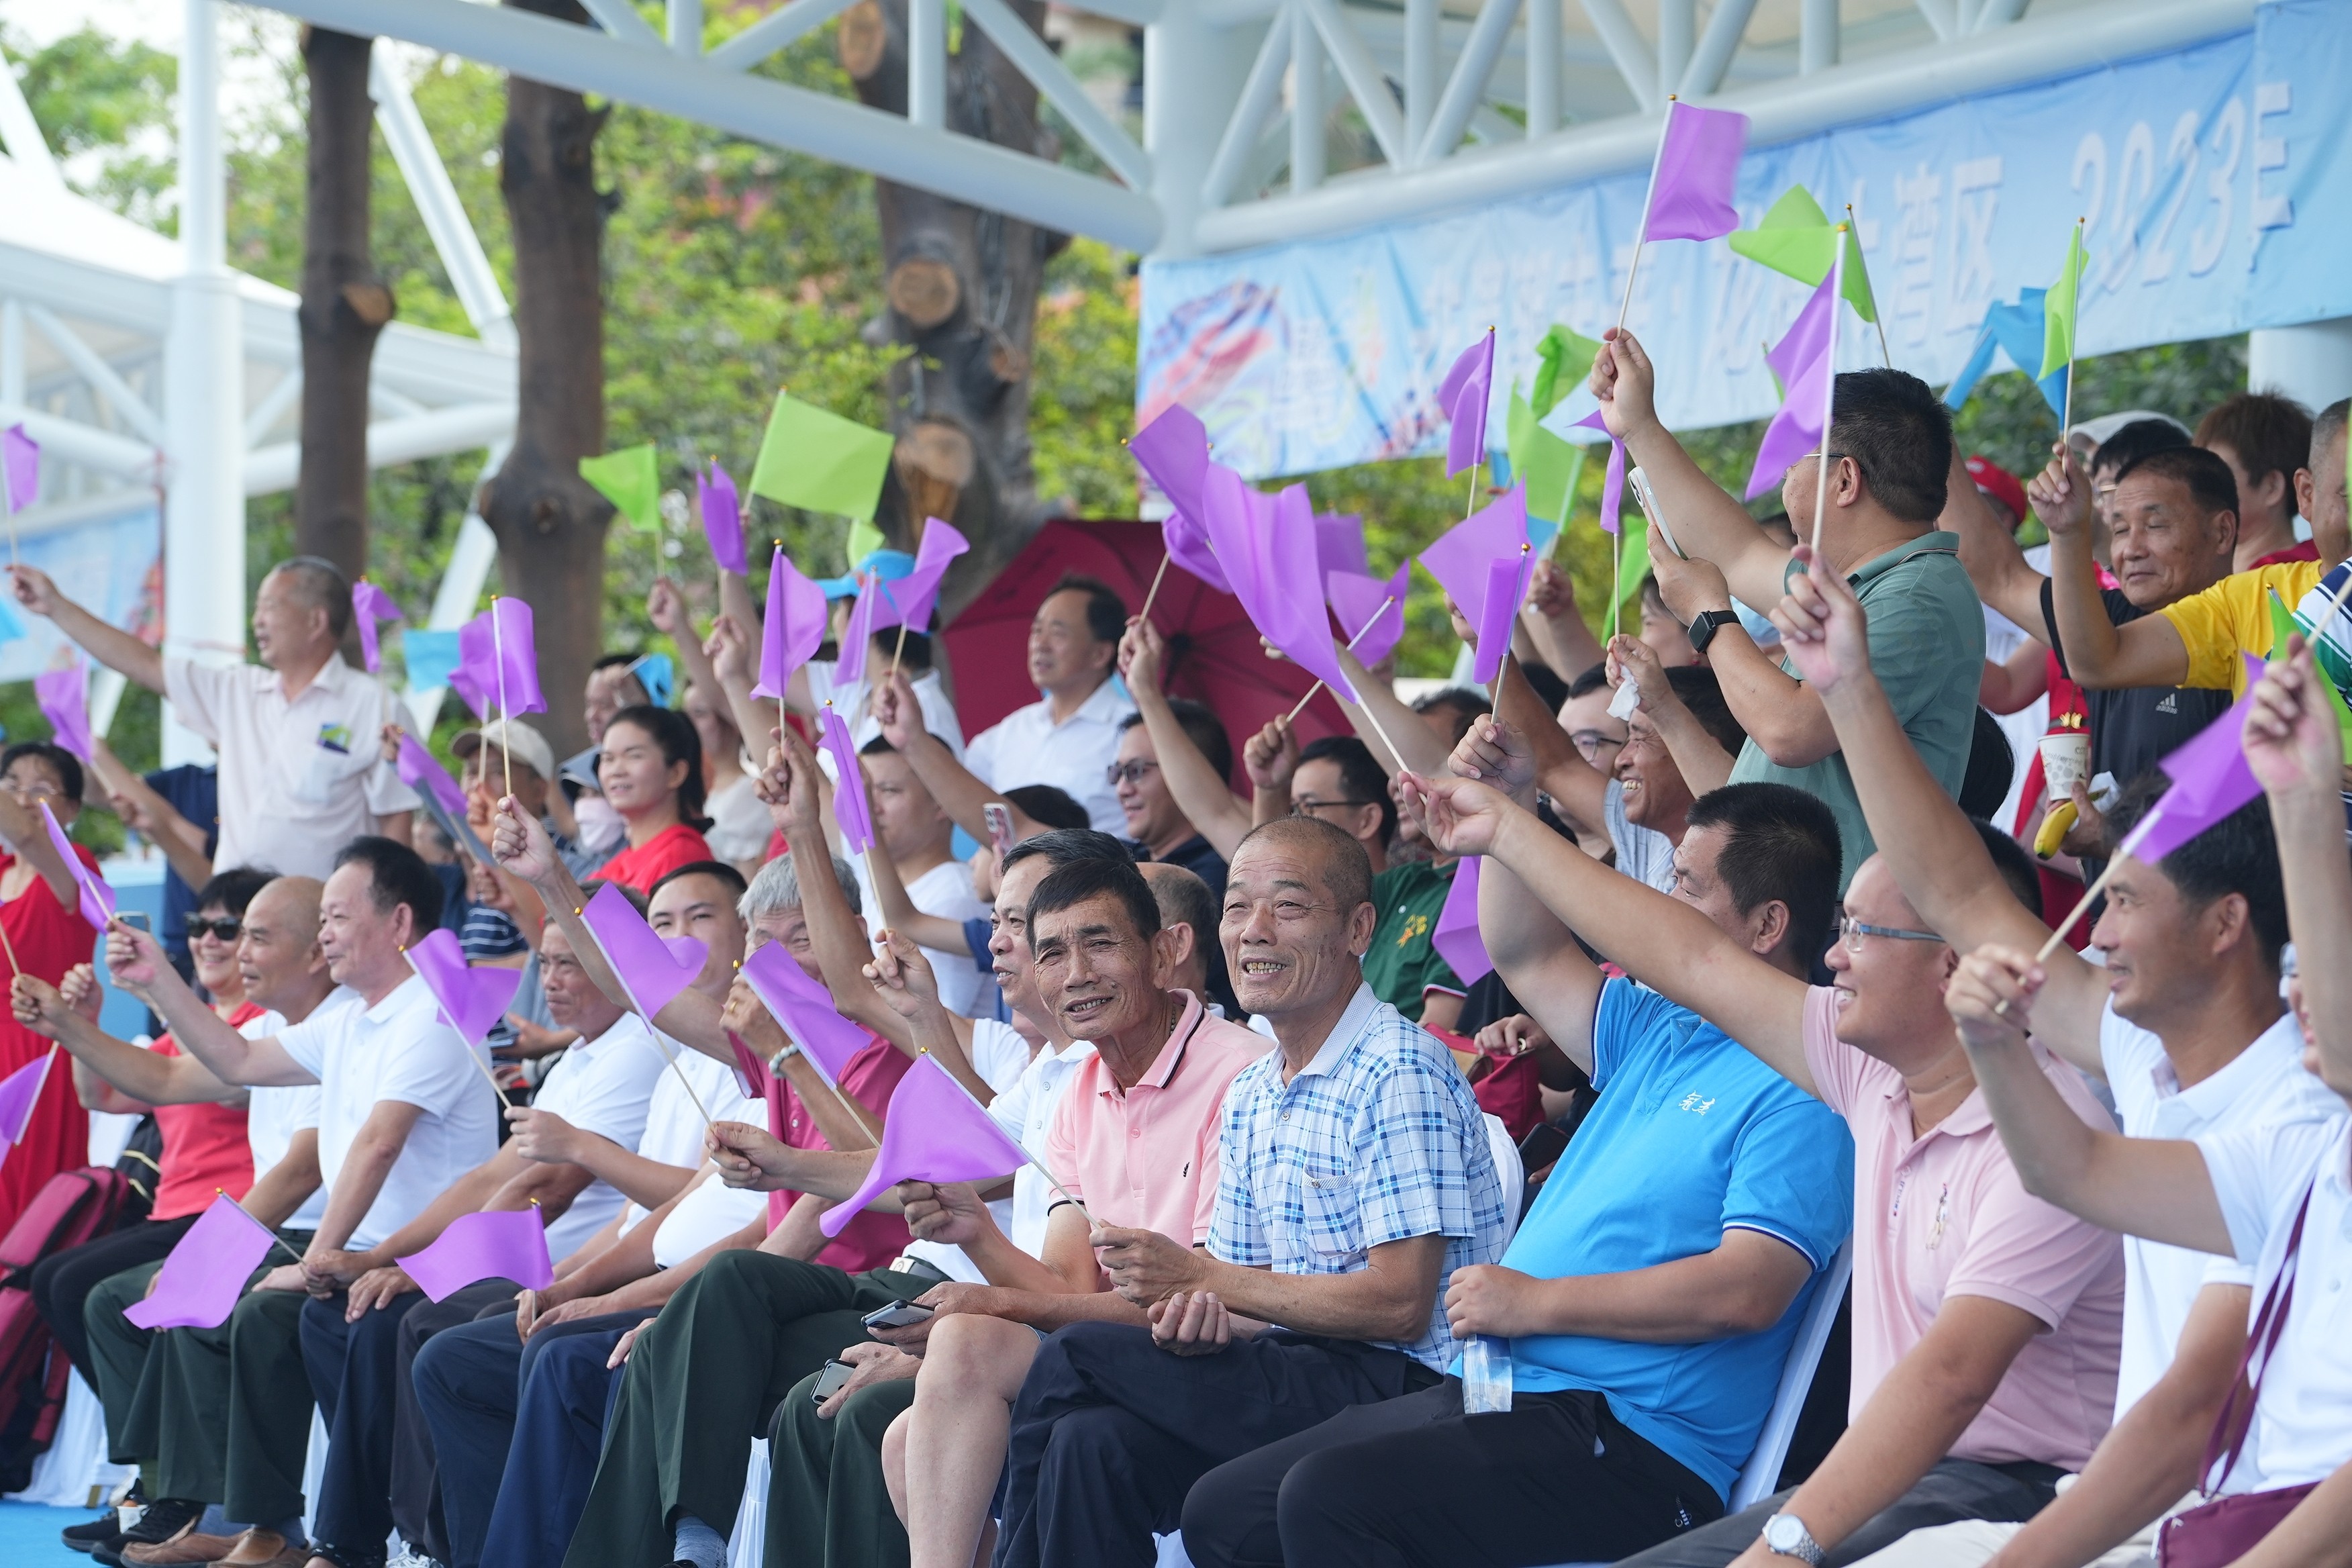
xmin=740 ymin=940 xmax=871 ymax=1086
xmin=1129 ymin=403 xmax=1210 ymax=519
xmin=1473 ymin=552 xmax=1532 ymax=685
xmin=1418 ymin=486 xmax=1530 ymax=616
xmin=1326 ymin=563 xmax=1410 ymax=670
xmin=1440 ymin=330 xmax=1496 ymax=478
xmin=883 ymin=518 xmax=971 ymax=634
xmin=407 ymin=928 xmax=524 ymax=1049
xmin=350 ymin=581 xmax=403 ymax=674
xmin=452 ymin=600 xmax=546 ymax=721
xmin=1 ymin=425 xmax=36 ymax=513
xmin=579 ymin=881 xmax=709 ymax=1020
xmin=1162 ymin=507 xmax=1229 ymax=594
xmin=39 ymin=802 xmax=110 ymax=930
xmin=1644 ymin=101 xmax=1748 ymax=242
xmin=820 ymin=1054 xmax=1030 ymax=1236
xmin=1314 ymin=514 xmax=1371 ymax=581
xmin=396 ymin=734 xmax=469 ymax=820
xmin=832 ymin=577 xmax=885 ymax=689
xmin=1746 ymin=272 xmax=1839 ymax=499
xmin=1430 ymin=857 xmax=1493 ymax=987
xmin=1599 ymin=440 xmax=1628 ymax=536
xmin=397 ymin=1209 xmax=553 ymax=1302
xmin=820 ymin=703 xmax=877 ymax=854
xmin=0 ymin=1050 xmax=53 ymax=1147
xmin=2126 ymin=654 xmax=2268 ymax=865
xmin=699 ymin=460 xmax=747 ymax=574
xmin=1198 ymin=467 xmax=1360 ymax=705
xmin=750 ymin=546 xmax=830 ymax=701
xmin=123 ymin=1193 xmax=278 ymax=1330
xmin=34 ymin=666 xmax=92 ymax=762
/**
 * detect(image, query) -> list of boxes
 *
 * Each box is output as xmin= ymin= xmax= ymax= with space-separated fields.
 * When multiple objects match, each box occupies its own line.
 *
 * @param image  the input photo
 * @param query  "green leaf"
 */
xmin=578 ymin=443 xmax=663 ymax=532
xmin=748 ymin=391 xmax=897 ymax=522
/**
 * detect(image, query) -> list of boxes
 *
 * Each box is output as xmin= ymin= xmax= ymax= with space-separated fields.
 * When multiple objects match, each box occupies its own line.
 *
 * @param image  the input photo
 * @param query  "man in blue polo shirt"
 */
xmin=1180 ymin=722 xmax=1854 ymax=1568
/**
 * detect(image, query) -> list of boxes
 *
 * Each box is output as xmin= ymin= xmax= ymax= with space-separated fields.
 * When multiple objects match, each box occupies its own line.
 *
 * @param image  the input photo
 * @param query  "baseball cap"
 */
xmin=1964 ymin=455 xmax=2030 ymax=528
xmin=814 ymin=548 xmax=916 ymax=601
xmin=452 ymin=718 xmax=555 ymax=782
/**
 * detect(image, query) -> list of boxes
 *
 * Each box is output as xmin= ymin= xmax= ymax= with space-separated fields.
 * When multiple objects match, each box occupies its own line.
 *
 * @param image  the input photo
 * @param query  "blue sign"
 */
xmin=1137 ymin=0 xmax=2352 ymax=481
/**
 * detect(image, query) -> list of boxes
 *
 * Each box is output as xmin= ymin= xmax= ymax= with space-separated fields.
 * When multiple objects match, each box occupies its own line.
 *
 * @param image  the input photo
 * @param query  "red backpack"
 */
xmin=0 ymin=1167 xmax=133 ymax=1492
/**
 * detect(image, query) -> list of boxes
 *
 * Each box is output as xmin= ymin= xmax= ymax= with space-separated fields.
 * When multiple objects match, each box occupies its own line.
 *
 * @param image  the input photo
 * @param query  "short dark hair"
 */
xmin=2114 ymin=445 xmax=2240 ymax=522
xmin=1968 ymin=818 xmax=2045 ymax=921
xmin=1683 ymin=783 xmax=1842 ymax=961
xmin=1830 ymin=368 xmax=1954 ymax=523
xmin=2106 ymin=777 xmax=2288 ymax=968
xmin=2197 ymin=392 xmax=2314 ymax=504
xmin=195 ymin=867 xmax=276 ymax=917
xmin=1663 ymin=667 xmax=1746 ymax=756
xmin=1 ymin=740 xmax=83 ymax=804
xmin=1233 ymin=815 xmax=1375 ymax=917
xmin=1001 ymin=827 xmax=1132 ymax=878
xmin=1004 ymin=785 xmax=1089 ymax=832
xmin=648 ymin=860 xmax=749 ymax=905
xmin=1564 ymin=661 xmax=1611 ymax=701
xmin=1959 ymin=709 xmax=2015 ymax=820
xmin=1299 ymin=735 xmax=1395 ymax=847
xmin=1518 ymin=661 xmax=1569 ymax=715
xmin=332 ymin=836 xmax=445 ymax=940
xmin=1027 ymin=857 xmax=1161 ymax=947
xmin=2090 ymin=417 xmax=2191 ymax=479
xmin=1141 ymin=863 xmax=1217 ymax=958
xmin=1411 ymin=687 xmax=1492 ymax=748
xmin=270 ymin=555 xmax=354 ymax=640
xmin=1046 ymin=574 xmax=1128 ymax=647
xmin=1638 ymin=573 xmax=1675 ymax=623
xmin=603 ymin=704 xmax=709 ymax=829
xmin=1119 ymin=699 xmax=1234 ymax=784
xmin=875 ymin=628 xmax=932 ymax=670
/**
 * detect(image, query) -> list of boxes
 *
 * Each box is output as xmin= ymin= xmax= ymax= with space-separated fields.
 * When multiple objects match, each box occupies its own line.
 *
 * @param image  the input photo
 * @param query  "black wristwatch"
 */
xmin=1687 ymin=608 xmax=1741 ymax=654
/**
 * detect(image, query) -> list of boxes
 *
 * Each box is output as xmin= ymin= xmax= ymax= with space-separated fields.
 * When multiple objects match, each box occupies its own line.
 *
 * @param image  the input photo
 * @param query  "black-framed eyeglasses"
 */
xmin=1838 ymin=916 xmax=1940 ymax=952
xmin=185 ymin=916 xmax=244 ymax=942
xmin=1106 ymin=760 xmax=1161 ymax=787
xmin=1291 ymin=797 xmax=1373 ymax=816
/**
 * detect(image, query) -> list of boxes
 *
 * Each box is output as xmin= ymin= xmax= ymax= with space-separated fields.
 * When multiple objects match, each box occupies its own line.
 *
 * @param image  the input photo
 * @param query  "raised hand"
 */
xmin=753 ymin=726 xmax=825 ymax=841
xmin=1524 ymin=559 xmax=1577 ymax=622
xmin=646 ymin=576 xmax=688 ymax=637
xmin=1120 ymin=616 xmax=1167 ymax=695
xmin=1447 ymin=715 xmax=1538 ymax=801
xmin=2025 ymin=442 xmax=2094 ymax=542
xmin=863 ymin=928 xmax=942 ymax=1021
xmin=11 ymin=976 xmax=70 ymax=1038
xmin=1242 ymin=716 xmax=1300 ymax=793
xmin=1945 ymin=945 xmax=2044 ymax=1052
xmin=870 ymin=668 xmax=922 ymax=751
xmin=489 ymin=796 xmax=560 ymax=887
xmin=103 ymin=921 xmax=167 ymax=997
xmin=2244 ymin=638 xmax=2347 ymax=803
xmin=1394 ymin=771 xmax=1514 ymax=859
xmin=59 ymin=963 xmax=103 ymax=1021
xmin=1767 ymin=542 xmax=1873 ymax=696
xmin=8 ymin=564 xmax=61 ymax=618
xmin=1587 ymin=328 xmax=1659 ymax=441
xmin=705 ymin=615 xmax=754 ymax=685
xmin=1647 ymin=534 xmax=1732 ymax=626
xmin=1606 ymin=633 xmax=1670 ymax=714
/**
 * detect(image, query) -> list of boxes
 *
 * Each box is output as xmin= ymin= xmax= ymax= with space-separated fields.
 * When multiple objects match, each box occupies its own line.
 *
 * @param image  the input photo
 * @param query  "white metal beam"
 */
xmin=22 ymin=305 xmax=167 ymax=446
xmin=578 ymin=0 xmax=665 ymax=50
xmin=1579 ymin=0 xmax=1659 ymax=112
xmin=369 ymin=54 xmax=517 ymax=350
xmin=1420 ymin=0 xmax=1521 ymax=165
xmin=0 ymin=301 xmax=21 ymax=404
xmin=0 ymin=401 xmax=158 ymax=481
xmin=1657 ymin=0 xmax=1694 ymax=105
xmin=0 ymin=48 xmax=64 ymax=191
xmin=1974 ymin=0 xmax=2031 ymax=29
xmin=1801 ymin=0 xmax=1839 ymax=72
xmin=705 ymin=0 xmax=861 ymax=70
xmin=243 ymin=401 xmax=516 ymax=495
xmin=1681 ymin=0 xmax=1759 ymax=97
xmin=1291 ymin=5 xmax=1325 ymax=191
xmin=1295 ymin=0 xmax=1407 ymax=168
xmin=908 ymin=0 xmax=946 ymax=130
xmin=1403 ymin=0 xmax=1436 ymax=150
xmin=668 ymin=0 xmax=702 ymax=55
xmin=1913 ymin=0 xmax=1957 ymax=41
xmin=1524 ymin=0 xmax=1559 ymax=135
xmin=1201 ymin=17 xmax=1291 ymax=208
xmin=963 ymin=0 xmax=1153 ymax=189
xmin=248 ymin=0 xmax=1160 ymax=250
xmin=244 ymin=368 xmax=303 ymax=447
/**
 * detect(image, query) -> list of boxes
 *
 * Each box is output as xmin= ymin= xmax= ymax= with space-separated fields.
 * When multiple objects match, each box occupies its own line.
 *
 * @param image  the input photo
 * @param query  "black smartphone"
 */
xmin=810 ymin=1359 xmax=855 ymax=1403
xmin=119 ymin=912 xmax=152 ymax=933
xmin=861 ymin=1299 xmax=936 ymax=1330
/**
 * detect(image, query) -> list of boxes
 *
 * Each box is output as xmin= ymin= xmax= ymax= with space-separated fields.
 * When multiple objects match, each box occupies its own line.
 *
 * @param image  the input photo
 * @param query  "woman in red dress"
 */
xmin=590 ymin=704 xmax=716 ymax=894
xmin=0 ymin=740 xmax=109 ymax=1234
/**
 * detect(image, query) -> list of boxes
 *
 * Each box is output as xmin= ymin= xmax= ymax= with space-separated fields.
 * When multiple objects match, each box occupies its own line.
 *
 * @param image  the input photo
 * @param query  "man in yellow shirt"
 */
xmin=2043 ymin=399 xmax=2348 ymax=697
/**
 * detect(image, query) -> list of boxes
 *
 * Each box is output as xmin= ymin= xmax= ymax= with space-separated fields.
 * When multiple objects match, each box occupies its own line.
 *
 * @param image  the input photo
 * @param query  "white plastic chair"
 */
xmin=730 ymin=1438 xmax=769 ymax=1567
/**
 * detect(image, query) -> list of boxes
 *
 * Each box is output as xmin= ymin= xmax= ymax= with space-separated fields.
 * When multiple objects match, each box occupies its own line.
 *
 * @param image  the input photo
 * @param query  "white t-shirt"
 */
xmin=901 ymin=1020 xmax=1047 ymax=1283
xmin=2196 ymin=1112 xmax=2352 ymax=1493
xmin=162 ymin=653 xmax=420 ymax=881
xmin=807 ymin=663 xmax=969 ymax=762
xmin=2100 ymin=1007 xmax=2344 ymax=1414
xmin=701 ymin=771 xmax=773 ymax=867
xmin=240 ymin=1010 xmax=327 ymax=1231
xmin=852 ymin=856 xmax=997 ymax=1020
xmin=1602 ymin=778 xmax=1678 ymax=895
xmin=965 ymin=679 xmax=1134 ymax=836
xmin=991 ymin=1037 xmax=1095 ymax=1255
xmin=528 ymin=1014 xmax=668 ymax=1260
xmin=651 ymin=1168 xmax=769 ymax=1270
xmin=620 ymin=1040 xmax=761 ymax=1236
xmin=275 ymin=978 xmax=501 ymax=1253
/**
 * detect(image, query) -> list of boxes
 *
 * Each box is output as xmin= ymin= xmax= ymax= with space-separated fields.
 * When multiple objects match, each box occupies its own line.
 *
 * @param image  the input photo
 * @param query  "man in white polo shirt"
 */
xmin=962 ymin=575 xmax=1136 ymax=835
xmin=11 ymin=554 xmax=419 ymax=879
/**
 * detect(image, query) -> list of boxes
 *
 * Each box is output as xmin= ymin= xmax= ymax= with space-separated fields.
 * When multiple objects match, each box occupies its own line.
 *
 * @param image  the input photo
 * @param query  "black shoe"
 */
xmin=92 ymin=1496 xmax=207 ymax=1563
xmin=62 ymin=1511 xmax=126 ymax=1554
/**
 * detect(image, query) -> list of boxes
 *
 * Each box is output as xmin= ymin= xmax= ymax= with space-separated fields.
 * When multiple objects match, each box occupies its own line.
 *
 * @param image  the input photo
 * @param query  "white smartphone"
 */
xmin=1626 ymin=467 xmax=1684 ymax=558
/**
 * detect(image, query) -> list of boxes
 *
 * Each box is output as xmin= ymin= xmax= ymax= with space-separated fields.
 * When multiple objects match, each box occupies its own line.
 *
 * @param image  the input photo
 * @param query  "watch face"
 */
xmin=1764 ymin=1515 xmax=1802 ymax=1550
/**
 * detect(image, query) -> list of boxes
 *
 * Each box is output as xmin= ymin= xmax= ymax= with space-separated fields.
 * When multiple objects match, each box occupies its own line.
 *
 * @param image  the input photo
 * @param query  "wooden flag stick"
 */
xmin=1614 ymin=95 xmax=1676 ymax=333
xmin=888 ymin=619 xmax=911 ymax=687
xmin=220 ymin=1189 xmax=307 ymax=1266
xmin=0 ymin=908 xmax=21 ymax=978
xmin=1284 ymin=597 xmax=1400 ymax=725
xmin=567 ymin=914 xmax=718 ymax=1133
xmin=928 ymin=1048 xmax=1091 ymax=1223
xmin=1137 ymin=549 xmax=1173 ymax=627
xmin=1810 ymin=228 xmax=1849 ymax=558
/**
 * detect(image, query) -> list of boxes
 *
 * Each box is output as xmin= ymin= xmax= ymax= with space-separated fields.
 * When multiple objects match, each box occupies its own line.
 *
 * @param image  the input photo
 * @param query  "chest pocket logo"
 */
xmin=315 ymin=722 xmax=353 ymax=755
xmin=1677 ymin=1092 xmax=1716 ymax=1116
xmin=1393 ymin=914 xmax=1430 ymax=950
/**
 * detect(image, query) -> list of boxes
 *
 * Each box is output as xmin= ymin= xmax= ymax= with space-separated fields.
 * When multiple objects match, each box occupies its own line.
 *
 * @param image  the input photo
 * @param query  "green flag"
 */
xmin=1530 ymin=326 xmax=1604 ymax=418
xmin=1506 ymin=382 xmax=1585 ymax=526
xmin=748 ymin=391 xmax=897 ymax=522
xmin=842 ymin=518 xmax=886 ymax=572
xmin=2039 ymin=224 xmax=2089 ymax=380
xmin=579 ymin=444 xmax=661 ymax=533
xmin=1726 ymin=185 xmax=1879 ymax=324
xmin=1616 ymin=520 xmax=1654 ymax=622
xmin=2267 ymin=589 xmax=2352 ymax=763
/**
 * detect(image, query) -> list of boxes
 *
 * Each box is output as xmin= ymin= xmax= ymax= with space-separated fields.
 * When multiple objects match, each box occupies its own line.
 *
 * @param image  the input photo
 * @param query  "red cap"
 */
xmin=1965 ymin=454 xmax=2029 ymax=528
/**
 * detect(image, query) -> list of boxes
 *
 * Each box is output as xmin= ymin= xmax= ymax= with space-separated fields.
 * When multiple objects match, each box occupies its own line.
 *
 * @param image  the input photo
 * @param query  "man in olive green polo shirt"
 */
xmin=1589 ymin=333 xmax=1983 ymax=889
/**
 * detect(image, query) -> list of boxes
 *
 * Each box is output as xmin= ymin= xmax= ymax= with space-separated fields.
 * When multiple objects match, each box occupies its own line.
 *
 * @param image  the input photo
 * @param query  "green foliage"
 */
xmin=3 ymin=22 xmax=179 ymax=228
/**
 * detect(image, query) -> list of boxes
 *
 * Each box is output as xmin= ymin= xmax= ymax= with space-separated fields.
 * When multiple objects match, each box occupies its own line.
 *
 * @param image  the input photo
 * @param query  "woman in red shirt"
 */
xmin=0 ymin=740 xmax=111 ymax=1233
xmin=591 ymin=705 xmax=716 ymax=893
xmin=19 ymin=867 xmax=277 ymax=1377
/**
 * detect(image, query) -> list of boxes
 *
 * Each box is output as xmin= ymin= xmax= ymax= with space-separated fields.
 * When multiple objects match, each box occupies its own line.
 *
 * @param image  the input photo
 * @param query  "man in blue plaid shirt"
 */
xmin=988 ymin=816 xmax=1512 ymax=1568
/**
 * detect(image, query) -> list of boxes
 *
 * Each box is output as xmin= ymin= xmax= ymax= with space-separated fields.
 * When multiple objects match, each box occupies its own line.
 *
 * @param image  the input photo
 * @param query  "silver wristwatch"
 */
xmin=1761 ymin=1510 xmax=1824 ymax=1566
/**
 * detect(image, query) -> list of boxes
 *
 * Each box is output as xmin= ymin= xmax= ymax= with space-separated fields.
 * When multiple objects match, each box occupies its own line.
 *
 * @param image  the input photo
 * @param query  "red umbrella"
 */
xmin=940 ymin=520 xmax=1354 ymax=788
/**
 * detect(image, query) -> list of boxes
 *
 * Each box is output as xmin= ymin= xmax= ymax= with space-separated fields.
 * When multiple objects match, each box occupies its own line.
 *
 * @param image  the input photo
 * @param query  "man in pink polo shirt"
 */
xmin=1405 ymin=768 xmax=2124 ymax=1568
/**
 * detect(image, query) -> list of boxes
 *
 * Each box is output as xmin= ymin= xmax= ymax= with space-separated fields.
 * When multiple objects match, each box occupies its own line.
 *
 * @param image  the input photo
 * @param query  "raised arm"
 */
xmin=101 ymin=924 xmax=312 ymax=1085
xmin=1332 ymin=645 xmax=1449 ymax=777
xmin=87 ymin=740 xmax=215 ymax=891
xmin=700 ymin=611 xmax=779 ymax=769
xmin=873 ymin=667 xmax=1012 ymax=844
xmin=1979 ymin=640 xmax=2051 ymax=717
xmin=1588 ymin=331 xmax=1796 ymax=610
xmin=1400 ymin=771 xmax=1816 ymax=1093
xmin=504 ymin=1102 xmax=699 ymax=1213
xmin=861 ymin=831 xmax=975 ymax=957
xmin=0 ymin=790 xmax=83 ymax=910
xmin=15 ymin=973 xmax=238 ymax=1110
xmin=1520 ymin=560 xmax=1606 ymax=680
xmin=2034 ymin=446 xmax=2192 ymax=691
xmin=1493 ymin=652 xmax=1607 ymax=836
xmin=8 ymin=566 xmax=166 ymax=693
xmin=2244 ymin=640 xmax=2352 ymax=1095
xmin=1651 ymin=538 xmax=1836 ymax=769
xmin=1120 ymin=619 xmax=1253 ymax=859
xmin=1941 ymin=444 xmax=2049 ymax=634
xmin=758 ymin=725 xmax=912 ymax=1048
xmin=1607 ymin=630 xmax=1736 ymax=795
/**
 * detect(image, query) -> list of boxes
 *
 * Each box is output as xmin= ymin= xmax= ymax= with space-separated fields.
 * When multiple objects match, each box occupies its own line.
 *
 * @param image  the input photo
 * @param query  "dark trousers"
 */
xmin=1184 ymin=1381 xmax=1722 ymax=1568
xmin=111 ymin=1279 xmax=314 ymax=1521
xmin=83 ymin=1259 xmax=170 ymax=1471
xmin=388 ymin=1282 xmax=520 ymax=1560
xmin=993 ymin=1322 xmax=1440 ymax=1568
xmin=562 ymin=1251 xmax=928 ymax=1568
xmin=413 ymin=1307 xmax=653 ymax=1568
xmin=32 ymin=1216 xmax=197 ymax=1379
xmin=1614 ymin=1459 xmax=2067 ymax=1568
xmin=477 ymin=1320 xmax=646 ymax=1568
xmin=765 ymin=1365 xmax=918 ymax=1568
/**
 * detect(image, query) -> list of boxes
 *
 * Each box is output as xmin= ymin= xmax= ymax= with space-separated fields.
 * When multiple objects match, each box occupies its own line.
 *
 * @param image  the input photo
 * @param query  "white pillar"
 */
xmin=162 ymin=0 xmax=244 ymax=767
xmin=1144 ymin=10 xmax=1255 ymax=260
xmin=2249 ymin=318 xmax=2352 ymax=418
xmin=1291 ymin=7 xmax=1325 ymax=193
xmin=1404 ymin=0 xmax=1437 ymax=157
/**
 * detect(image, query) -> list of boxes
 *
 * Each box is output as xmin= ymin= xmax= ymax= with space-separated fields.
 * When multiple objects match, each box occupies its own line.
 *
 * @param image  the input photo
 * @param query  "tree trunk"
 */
xmin=838 ymin=0 xmax=1066 ymax=619
xmin=478 ymin=0 xmax=611 ymax=760
xmin=294 ymin=28 xmax=393 ymax=582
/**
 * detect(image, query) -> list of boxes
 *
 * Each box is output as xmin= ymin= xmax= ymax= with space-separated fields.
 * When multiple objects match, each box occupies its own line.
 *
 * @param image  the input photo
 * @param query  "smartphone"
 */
xmin=810 ymin=1359 xmax=856 ymax=1404
xmin=1626 ymin=467 xmax=1683 ymax=558
xmin=982 ymin=802 xmax=1016 ymax=855
xmin=118 ymin=912 xmax=151 ymax=933
xmin=861 ymin=1299 xmax=936 ymax=1330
